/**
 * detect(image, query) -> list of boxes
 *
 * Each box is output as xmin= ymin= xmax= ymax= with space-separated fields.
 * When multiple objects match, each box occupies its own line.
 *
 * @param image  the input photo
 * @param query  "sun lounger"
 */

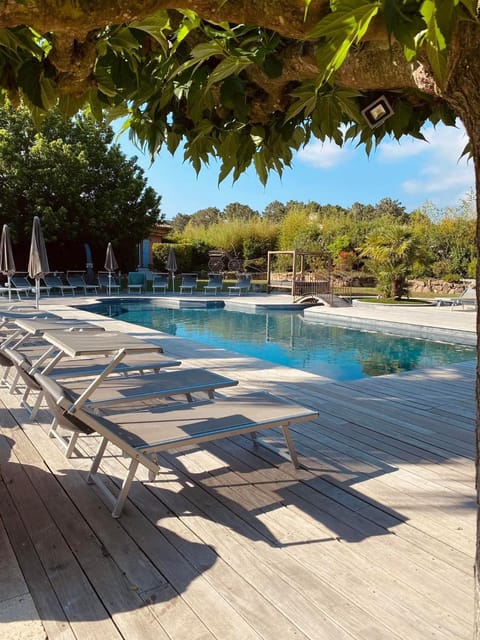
xmin=46 ymin=367 xmax=238 ymax=455
xmin=179 ymin=273 xmax=198 ymax=294
xmin=435 ymin=286 xmax=477 ymax=310
xmin=66 ymin=272 xmax=99 ymax=295
xmin=228 ymin=274 xmax=251 ymax=295
xmin=0 ymin=285 xmax=29 ymax=300
xmin=36 ymin=373 xmax=319 ymax=517
xmin=98 ymin=272 xmax=121 ymax=294
xmin=204 ymin=273 xmax=223 ymax=295
xmin=61 ymin=367 xmax=238 ymax=408
xmin=127 ymin=272 xmax=145 ymax=294
xmin=43 ymin=274 xmax=76 ymax=296
xmin=1 ymin=346 xmax=182 ymax=417
xmin=12 ymin=274 xmax=49 ymax=297
xmin=152 ymin=273 xmax=169 ymax=294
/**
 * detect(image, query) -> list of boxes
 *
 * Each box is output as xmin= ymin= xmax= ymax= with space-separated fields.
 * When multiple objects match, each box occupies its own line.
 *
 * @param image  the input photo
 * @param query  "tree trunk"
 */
xmin=475 ymin=154 xmax=480 ymax=638
xmin=438 ymin=20 xmax=480 ymax=636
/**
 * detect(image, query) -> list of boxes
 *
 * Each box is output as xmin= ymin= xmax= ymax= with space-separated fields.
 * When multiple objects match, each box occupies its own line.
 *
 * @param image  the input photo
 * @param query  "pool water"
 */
xmin=83 ymin=301 xmax=476 ymax=381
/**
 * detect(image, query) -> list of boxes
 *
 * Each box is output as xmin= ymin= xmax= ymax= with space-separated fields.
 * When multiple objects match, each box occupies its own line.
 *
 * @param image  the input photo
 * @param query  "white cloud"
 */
xmin=378 ymin=137 xmax=427 ymax=161
xmin=379 ymin=122 xmax=474 ymax=201
xmin=297 ymin=139 xmax=350 ymax=168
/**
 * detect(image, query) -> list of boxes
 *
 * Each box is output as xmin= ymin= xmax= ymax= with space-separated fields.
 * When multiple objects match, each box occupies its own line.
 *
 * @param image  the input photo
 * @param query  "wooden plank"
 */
xmin=0 ymin=418 xmax=171 ymax=640
xmin=75 ymin=432 xmax=314 ymax=640
xmin=154 ymin=446 xmax=469 ymax=640
xmin=0 ymin=397 xmax=77 ymax=640
xmin=292 ymin=429 xmax=475 ymax=540
xmin=0 ymin=514 xmax=29 ymax=603
xmin=182 ymin=433 xmax=474 ymax=602
xmin=219 ymin=433 xmax=474 ymax=577
xmin=17 ymin=410 xmax=218 ymax=640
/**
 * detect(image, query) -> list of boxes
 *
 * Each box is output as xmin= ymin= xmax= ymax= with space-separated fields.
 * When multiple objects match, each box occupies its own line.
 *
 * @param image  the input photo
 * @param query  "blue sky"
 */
xmin=117 ymin=120 xmax=475 ymax=221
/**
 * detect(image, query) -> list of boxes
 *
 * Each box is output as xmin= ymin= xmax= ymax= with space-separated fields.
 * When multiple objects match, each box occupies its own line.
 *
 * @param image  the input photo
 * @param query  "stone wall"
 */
xmin=408 ymin=279 xmax=471 ymax=295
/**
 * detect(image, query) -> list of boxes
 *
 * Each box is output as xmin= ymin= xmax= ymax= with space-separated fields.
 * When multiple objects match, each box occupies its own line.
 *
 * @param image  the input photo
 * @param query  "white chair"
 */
xmin=204 ymin=273 xmax=223 ymax=295
xmin=228 ymin=274 xmax=251 ymax=295
xmin=435 ymin=287 xmax=476 ymax=310
xmin=179 ymin=274 xmax=198 ymax=294
xmin=152 ymin=273 xmax=169 ymax=294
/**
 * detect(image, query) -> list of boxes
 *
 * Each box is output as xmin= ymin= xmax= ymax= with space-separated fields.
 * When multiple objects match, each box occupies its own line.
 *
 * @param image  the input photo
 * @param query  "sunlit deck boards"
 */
xmin=0 ymin=360 xmax=475 ymax=640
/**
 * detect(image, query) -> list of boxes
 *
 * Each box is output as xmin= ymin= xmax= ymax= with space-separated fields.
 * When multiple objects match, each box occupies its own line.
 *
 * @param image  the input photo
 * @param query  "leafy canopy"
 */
xmin=0 ymin=1 xmax=476 ymax=184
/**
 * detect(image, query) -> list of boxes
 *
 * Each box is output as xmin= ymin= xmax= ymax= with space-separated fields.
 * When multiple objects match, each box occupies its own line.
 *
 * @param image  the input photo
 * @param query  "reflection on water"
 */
xmin=83 ymin=302 xmax=476 ymax=381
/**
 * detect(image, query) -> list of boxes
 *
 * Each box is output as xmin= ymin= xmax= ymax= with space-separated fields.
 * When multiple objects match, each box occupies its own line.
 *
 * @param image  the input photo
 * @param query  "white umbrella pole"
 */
xmin=108 ymin=272 xmax=111 ymax=296
xmin=35 ymin=278 xmax=40 ymax=310
xmin=7 ymin=275 xmax=11 ymax=301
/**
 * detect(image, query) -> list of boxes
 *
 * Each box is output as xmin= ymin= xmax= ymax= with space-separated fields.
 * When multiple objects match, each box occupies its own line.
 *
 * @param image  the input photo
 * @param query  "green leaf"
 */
xmin=261 ymin=53 xmax=283 ymax=79
xmin=206 ymin=57 xmax=252 ymax=89
xmin=86 ymin=90 xmax=104 ymax=121
xmin=254 ymin=151 xmax=268 ymax=185
xmin=130 ymin=11 xmax=170 ymax=46
xmin=250 ymin=125 xmax=265 ymax=147
xmin=17 ymin=59 xmax=42 ymax=108
xmin=57 ymin=94 xmax=86 ymax=118
xmin=459 ymin=0 xmax=477 ymax=17
xmin=419 ymin=0 xmax=451 ymax=86
xmin=220 ymin=74 xmax=244 ymax=109
xmin=304 ymin=0 xmax=314 ymax=19
xmin=286 ymin=84 xmax=318 ymax=120
xmin=308 ymin=1 xmax=381 ymax=85
xmin=166 ymin=129 xmax=182 ymax=155
xmin=39 ymin=74 xmax=56 ymax=110
xmin=175 ymin=10 xmax=201 ymax=46
xmin=107 ymin=27 xmax=142 ymax=54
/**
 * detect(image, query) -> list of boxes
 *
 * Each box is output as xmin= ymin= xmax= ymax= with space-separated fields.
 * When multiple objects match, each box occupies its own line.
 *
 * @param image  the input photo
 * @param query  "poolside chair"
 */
xmin=435 ymin=287 xmax=477 ymax=311
xmin=98 ymin=271 xmax=121 ymax=294
xmin=228 ymin=274 xmax=251 ymax=295
xmin=204 ymin=273 xmax=223 ymax=295
xmin=0 ymin=284 xmax=27 ymax=301
xmin=43 ymin=273 xmax=76 ymax=296
xmin=152 ymin=273 xmax=169 ymax=294
xmin=35 ymin=372 xmax=318 ymax=517
xmin=11 ymin=273 xmax=47 ymax=297
xmin=179 ymin=273 xmax=198 ymax=294
xmin=435 ymin=286 xmax=477 ymax=310
xmin=127 ymin=271 xmax=145 ymax=294
xmin=66 ymin=271 xmax=99 ymax=295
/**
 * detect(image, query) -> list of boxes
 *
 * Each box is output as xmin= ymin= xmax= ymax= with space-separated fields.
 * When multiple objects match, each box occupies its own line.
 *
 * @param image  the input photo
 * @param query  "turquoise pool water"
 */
xmin=82 ymin=300 xmax=476 ymax=381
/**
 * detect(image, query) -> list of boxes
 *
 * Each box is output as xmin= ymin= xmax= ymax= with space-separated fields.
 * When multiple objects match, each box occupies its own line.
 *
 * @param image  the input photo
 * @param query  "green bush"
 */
xmin=152 ymin=243 xmax=194 ymax=272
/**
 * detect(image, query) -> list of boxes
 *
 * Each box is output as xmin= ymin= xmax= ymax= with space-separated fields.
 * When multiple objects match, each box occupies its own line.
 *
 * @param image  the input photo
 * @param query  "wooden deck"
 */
xmin=0 ymin=352 xmax=475 ymax=640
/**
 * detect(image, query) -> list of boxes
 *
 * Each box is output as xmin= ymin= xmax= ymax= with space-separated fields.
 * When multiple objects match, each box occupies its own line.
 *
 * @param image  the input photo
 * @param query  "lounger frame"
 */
xmin=36 ymin=374 xmax=318 ymax=518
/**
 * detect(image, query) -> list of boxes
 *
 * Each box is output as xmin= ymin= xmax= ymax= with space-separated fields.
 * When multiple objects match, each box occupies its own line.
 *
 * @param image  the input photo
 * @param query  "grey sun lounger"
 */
xmin=204 ymin=273 xmax=223 ymax=295
xmin=66 ymin=272 xmax=99 ymax=295
xmin=42 ymin=274 xmax=76 ymax=296
xmin=1 ymin=346 xmax=182 ymax=417
xmin=98 ymin=272 xmax=121 ymax=294
xmin=45 ymin=367 xmax=238 ymax=456
xmin=152 ymin=273 xmax=169 ymax=294
xmin=434 ymin=286 xmax=477 ymax=310
xmin=179 ymin=274 xmax=198 ymax=294
xmin=61 ymin=367 xmax=238 ymax=408
xmin=228 ymin=275 xmax=251 ymax=295
xmin=36 ymin=373 xmax=319 ymax=517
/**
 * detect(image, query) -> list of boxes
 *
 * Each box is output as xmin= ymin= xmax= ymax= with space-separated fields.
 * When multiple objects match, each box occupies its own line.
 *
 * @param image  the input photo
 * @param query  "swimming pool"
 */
xmin=81 ymin=300 xmax=476 ymax=381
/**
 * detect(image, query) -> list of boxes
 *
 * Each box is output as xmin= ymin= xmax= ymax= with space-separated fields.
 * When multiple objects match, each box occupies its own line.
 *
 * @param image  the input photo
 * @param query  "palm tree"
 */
xmin=360 ymin=223 xmax=428 ymax=300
